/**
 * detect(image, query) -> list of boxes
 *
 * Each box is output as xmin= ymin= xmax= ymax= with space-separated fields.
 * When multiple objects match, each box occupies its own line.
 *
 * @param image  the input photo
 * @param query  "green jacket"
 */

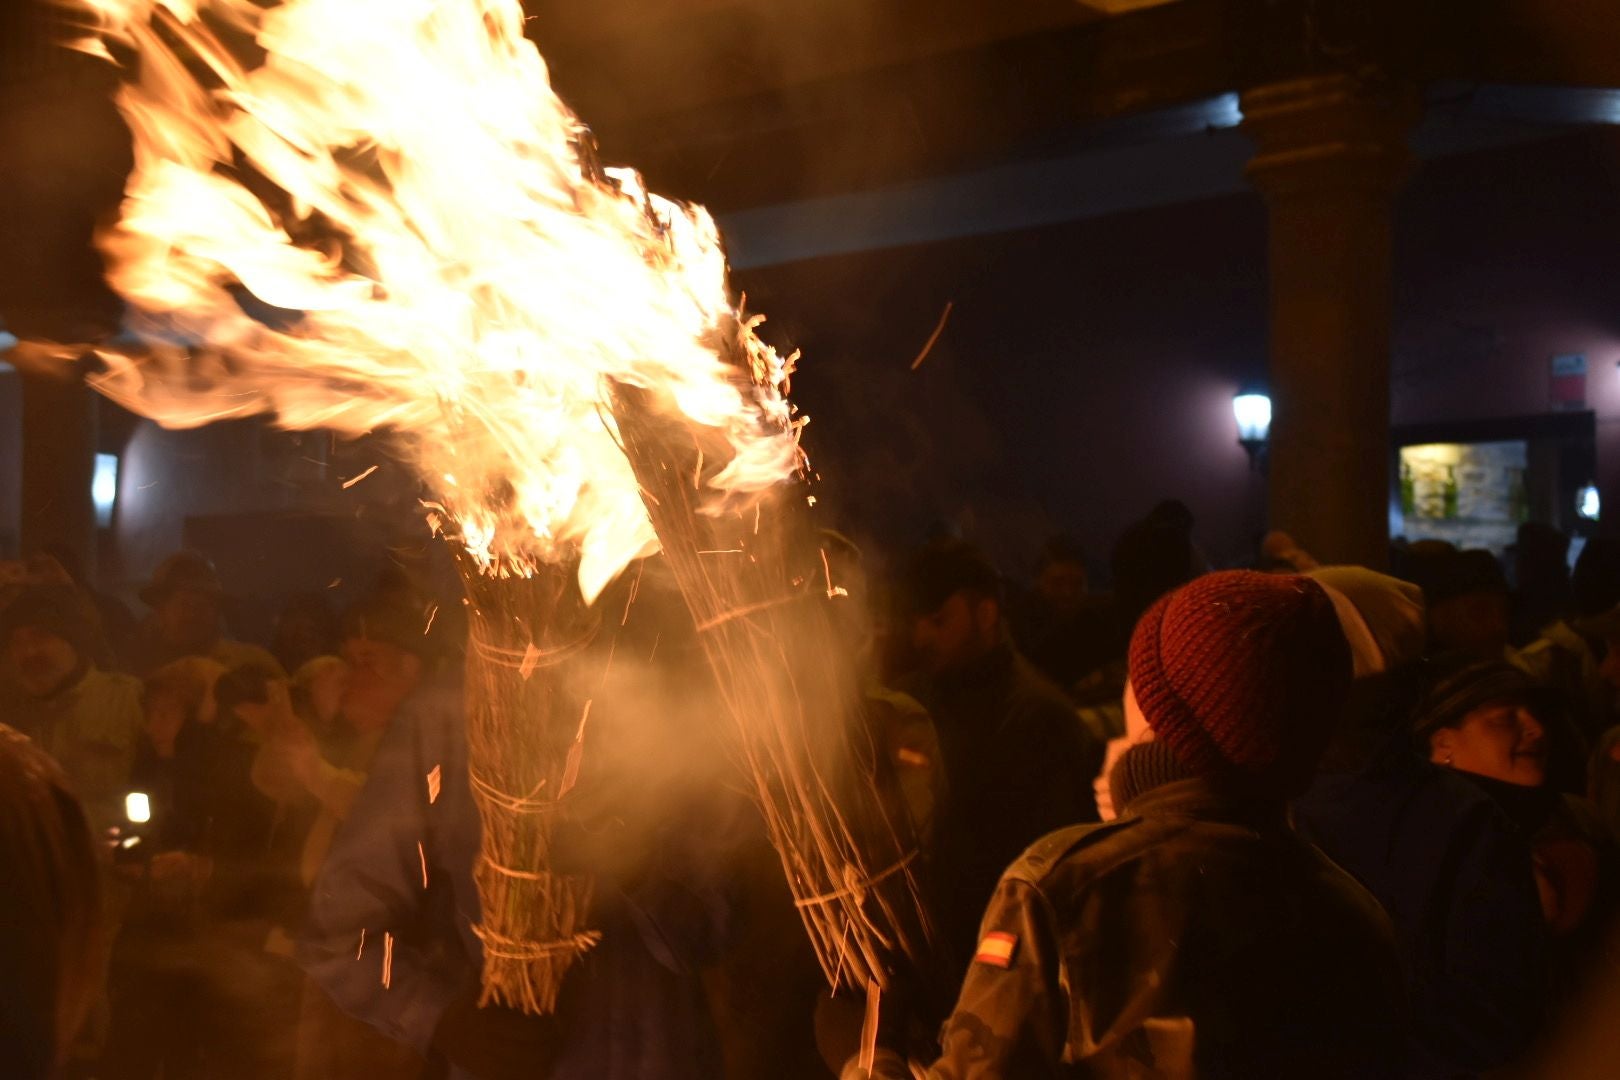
xmin=890 ymin=778 xmax=1408 ymax=1079
xmin=1 ymin=666 xmax=144 ymax=837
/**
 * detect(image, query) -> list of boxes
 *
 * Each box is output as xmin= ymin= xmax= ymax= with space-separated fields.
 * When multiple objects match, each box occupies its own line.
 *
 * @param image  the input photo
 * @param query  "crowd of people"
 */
xmin=4 ymin=500 xmax=1620 ymax=1079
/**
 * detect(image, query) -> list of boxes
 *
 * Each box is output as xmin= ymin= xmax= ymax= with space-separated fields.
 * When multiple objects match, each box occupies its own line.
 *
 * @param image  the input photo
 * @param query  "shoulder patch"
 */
xmin=973 ymin=931 xmax=1018 ymax=968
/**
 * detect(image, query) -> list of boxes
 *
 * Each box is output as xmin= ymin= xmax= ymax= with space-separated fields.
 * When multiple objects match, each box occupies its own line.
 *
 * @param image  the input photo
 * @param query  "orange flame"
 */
xmin=68 ymin=0 xmax=802 ymax=601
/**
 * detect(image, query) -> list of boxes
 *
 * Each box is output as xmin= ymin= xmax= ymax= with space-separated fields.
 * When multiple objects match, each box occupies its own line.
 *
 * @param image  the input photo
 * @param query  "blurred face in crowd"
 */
xmin=822 ymin=549 xmax=875 ymax=668
xmin=1037 ymin=559 xmax=1088 ymax=617
xmin=154 ymin=587 xmax=222 ymax=655
xmin=340 ymin=636 xmax=423 ymax=732
xmin=1096 ymin=683 xmax=1154 ymax=822
xmin=911 ymin=589 xmax=1000 ymax=675
xmin=277 ymin=612 xmax=323 ymax=655
xmin=1428 ymin=591 xmax=1511 ymax=660
xmin=303 ymin=659 xmax=350 ymax=727
xmin=3 ymin=626 xmax=83 ymax=699
xmin=1430 ymin=699 xmax=1547 ymax=788
xmin=143 ymin=688 xmax=188 ymax=758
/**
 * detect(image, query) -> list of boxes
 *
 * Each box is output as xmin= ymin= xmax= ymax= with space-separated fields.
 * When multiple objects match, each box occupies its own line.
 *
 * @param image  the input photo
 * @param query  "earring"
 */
xmin=1444 ymin=753 xmax=1454 ymax=766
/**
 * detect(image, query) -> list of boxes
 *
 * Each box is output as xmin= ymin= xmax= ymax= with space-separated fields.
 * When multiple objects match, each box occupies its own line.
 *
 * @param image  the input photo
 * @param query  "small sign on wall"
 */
xmin=1551 ymin=353 xmax=1587 ymax=410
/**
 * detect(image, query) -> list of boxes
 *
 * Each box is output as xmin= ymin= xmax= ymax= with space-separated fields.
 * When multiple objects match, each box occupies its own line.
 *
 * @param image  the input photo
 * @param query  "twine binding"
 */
xmin=793 ymin=849 xmax=920 ymax=908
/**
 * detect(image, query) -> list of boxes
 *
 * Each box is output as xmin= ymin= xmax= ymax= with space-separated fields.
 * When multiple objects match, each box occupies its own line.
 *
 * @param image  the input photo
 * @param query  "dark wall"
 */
xmin=1393 ymin=131 xmax=1620 ymax=522
xmin=732 ymin=129 xmax=1620 ymax=582
xmin=738 ymin=193 xmax=1272 ymax=580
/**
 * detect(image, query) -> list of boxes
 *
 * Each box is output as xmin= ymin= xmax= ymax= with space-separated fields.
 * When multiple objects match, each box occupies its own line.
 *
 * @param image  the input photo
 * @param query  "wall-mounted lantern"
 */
xmin=1578 ymin=483 xmax=1601 ymax=522
xmin=1233 ymin=385 xmax=1271 ymax=472
xmin=93 ymin=453 xmax=119 ymax=528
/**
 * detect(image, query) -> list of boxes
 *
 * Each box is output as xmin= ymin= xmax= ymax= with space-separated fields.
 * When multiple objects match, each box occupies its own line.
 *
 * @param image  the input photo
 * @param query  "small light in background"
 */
xmin=1204 ymin=92 xmax=1244 ymax=129
xmin=1233 ymin=384 xmax=1271 ymax=471
xmin=1577 ymin=484 xmax=1602 ymax=522
xmin=124 ymin=791 xmax=151 ymax=824
xmin=93 ymin=453 xmax=119 ymax=528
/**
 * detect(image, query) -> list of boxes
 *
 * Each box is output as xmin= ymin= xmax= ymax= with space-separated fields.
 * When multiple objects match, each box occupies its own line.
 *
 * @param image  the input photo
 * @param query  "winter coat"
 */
xmin=297 ymin=681 xmax=730 ymax=1080
xmin=1296 ymin=729 xmax=1550 ymax=1077
xmin=888 ymin=775 xmax=1407 ymax=1079
xmin=1447 ymin=771 xmax=1620 ymax=999
xmin=902 ymin=641 xmax=1102 ymax=976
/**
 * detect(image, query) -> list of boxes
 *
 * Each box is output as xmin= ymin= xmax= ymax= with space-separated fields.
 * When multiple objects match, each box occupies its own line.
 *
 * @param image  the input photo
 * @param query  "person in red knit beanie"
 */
xmin=1126 ymin=568 xmax=1353 ymax=795
xmin=848 ymin=572 xmax=1406 ymax=1080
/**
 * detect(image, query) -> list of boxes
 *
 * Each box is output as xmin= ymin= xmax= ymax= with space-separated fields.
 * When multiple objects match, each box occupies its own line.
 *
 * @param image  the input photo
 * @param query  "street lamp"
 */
xmin=1233 ymin=385 xmax=1271 ymax=471
xmin=1578 ymin=483 xmax=1601 ymax=522
xmin=93 ymin=453 xmax=119 ymax=528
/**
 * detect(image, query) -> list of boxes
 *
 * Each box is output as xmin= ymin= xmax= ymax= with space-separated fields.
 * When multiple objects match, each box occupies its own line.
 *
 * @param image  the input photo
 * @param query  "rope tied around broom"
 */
xmin=694 ymin=593 xmax=801 ymax=633
xmin=467 ymin=627 xmax=596 ymax=672
xmin=793 ymin=849 xmax=921 ymax=909
xmin=472 ymin=924 xmax=603 ymax=962
xmin=479 ymin=855 xmax=552 ymax=882
xmin=468 ymin=768 xmax=557 ymax=815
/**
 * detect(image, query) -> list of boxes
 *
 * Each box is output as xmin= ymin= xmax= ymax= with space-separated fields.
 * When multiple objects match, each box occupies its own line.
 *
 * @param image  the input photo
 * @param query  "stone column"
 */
xmin=17 ymin=358 xmax=97 ymax=571
xmin=1243 ymin=75 xmax=1417 ymax=570
xmin=1 ymin=27 xmax=129 ymax=578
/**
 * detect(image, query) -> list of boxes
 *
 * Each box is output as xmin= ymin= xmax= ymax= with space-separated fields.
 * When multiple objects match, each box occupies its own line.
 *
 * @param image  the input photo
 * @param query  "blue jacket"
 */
xmin=1296 ymin=727 xmax=1549 ymax=1077
xmin=298 ymin=683 xmax=729 ymax=1079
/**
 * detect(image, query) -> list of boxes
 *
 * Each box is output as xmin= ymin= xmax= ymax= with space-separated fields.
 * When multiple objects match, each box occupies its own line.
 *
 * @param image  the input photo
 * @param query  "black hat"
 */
xmin=897 ymin=542 xmax=1001 ymax=618
xmin=139 ymin=552 xmax=224 ymax=607
xmin=1412 ymin=659 xmax=1547 ymax=742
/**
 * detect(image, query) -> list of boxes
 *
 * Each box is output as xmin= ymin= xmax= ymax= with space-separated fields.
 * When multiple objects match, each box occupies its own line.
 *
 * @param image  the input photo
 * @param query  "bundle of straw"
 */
xmin=609 ymin=381 xmax=932 ymax=992
xmin=455 ymin=551 xmax=603 ymax=1014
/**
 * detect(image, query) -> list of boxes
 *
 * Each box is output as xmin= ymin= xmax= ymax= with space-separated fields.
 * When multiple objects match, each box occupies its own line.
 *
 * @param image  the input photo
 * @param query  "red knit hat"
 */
xmin=1128 ymin=570 xmax=1352 ymax=795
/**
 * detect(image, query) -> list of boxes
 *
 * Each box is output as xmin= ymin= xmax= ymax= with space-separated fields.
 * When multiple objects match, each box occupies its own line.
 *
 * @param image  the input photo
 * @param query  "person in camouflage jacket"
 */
xmin=854 ymin=572 xmax=1408 ymax=1079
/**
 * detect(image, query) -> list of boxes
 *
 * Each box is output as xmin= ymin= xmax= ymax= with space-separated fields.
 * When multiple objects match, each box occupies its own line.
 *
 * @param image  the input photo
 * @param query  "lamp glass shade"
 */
xmin=1578 ymin=484 xmax=1601 ymax=522
xmin=93 ymin=453 xmax=119 ymax=528
xmin=1233 ymin=392 xmax=1272 ymax=444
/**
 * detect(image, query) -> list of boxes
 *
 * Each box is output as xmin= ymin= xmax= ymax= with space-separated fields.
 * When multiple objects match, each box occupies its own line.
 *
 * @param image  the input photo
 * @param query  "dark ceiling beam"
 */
xmin=529 ymin=0 xmax=1106 ymax=123
xmin=574 ymin=0 xmax=1265 ymax=210
xmin=1436 ymin=0 xmax=1620 ymax=90
xmin=554 ymin=0 xmax=1620 ymax=212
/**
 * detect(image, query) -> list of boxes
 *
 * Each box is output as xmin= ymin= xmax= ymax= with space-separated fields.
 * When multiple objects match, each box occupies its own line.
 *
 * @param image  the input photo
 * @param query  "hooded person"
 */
xmin=1307 ymin=566 xmax=1426 ymax=679
xmin=853 ymin=571 xmax=1406 ymax=1080
xmin=0 ymin=585 xmax=145 ymax=840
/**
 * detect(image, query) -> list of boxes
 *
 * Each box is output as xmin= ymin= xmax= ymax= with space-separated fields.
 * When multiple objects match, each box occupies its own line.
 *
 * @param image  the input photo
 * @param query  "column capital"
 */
xmin=1241 ymin=74 xmax=1419 ymax=201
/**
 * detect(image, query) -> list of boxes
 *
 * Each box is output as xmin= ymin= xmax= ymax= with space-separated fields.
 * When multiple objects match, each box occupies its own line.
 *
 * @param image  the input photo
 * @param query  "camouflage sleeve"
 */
xmin=921 ymin=877 xmax=1069 ymax=1079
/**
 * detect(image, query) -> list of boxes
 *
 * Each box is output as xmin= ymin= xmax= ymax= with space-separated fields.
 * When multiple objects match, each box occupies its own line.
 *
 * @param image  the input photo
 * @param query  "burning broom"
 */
xmin=59 ymin=0 xmax=932 ymax=1012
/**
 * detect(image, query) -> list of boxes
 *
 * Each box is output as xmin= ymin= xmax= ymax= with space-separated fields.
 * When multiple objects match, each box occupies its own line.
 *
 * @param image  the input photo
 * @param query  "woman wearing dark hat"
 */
xmin=1295 ymin=584 xmax=1556 ymax=1078
xmin=1416 ymin=661 xmax=1618 ymax=993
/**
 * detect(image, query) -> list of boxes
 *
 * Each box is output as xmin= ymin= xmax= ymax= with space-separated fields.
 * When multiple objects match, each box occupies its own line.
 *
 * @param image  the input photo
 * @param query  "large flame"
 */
xmin=68 ymin=0 xmax=802 ymax=601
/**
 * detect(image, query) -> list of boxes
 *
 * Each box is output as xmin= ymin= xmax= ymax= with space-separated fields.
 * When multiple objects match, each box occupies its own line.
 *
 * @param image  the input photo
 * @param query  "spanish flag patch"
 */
xmin=973 ymin=931 xmax=1018 ymax=968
